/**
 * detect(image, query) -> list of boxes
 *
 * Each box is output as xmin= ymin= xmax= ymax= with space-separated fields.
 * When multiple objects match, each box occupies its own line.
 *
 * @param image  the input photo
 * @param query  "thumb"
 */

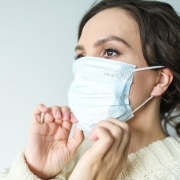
xmin=67 ymin=126 xmax=84 ymax=154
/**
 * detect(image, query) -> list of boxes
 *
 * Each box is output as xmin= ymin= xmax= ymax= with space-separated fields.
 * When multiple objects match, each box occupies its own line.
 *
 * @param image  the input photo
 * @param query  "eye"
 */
xmin=103 ymin=48 xmax=120 ymax=58
xmin=74 ymin=54 xmax=84 ymax=60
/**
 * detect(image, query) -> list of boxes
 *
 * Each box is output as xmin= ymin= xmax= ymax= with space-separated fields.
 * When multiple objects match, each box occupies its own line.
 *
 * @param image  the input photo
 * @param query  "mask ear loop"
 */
xmin=132 ymin=96 xmax=153 ymax=114
xmin=135 ymin=66 xmax=164 ymax=72
xmin=132 ymin=65 xmax=164 ymax=113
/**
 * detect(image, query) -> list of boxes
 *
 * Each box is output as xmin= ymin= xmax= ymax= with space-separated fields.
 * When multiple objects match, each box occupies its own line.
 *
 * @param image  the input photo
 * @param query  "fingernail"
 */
xmin=42 ymin=105 xmax=48 ymax=111
xmin=64 ymin=112 xmax=69 ymax=120
xmin=55 ymin=111 xmax=61 ymax=119
xmin=71 ymin=113 xmax=78 ymax=122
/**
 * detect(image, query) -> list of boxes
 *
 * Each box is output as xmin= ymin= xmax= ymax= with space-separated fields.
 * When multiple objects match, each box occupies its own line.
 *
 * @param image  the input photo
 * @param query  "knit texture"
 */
xmin=0 ymin=137 xmax=180 ymax=180
xmin=118 ymin=137 xmax=180 ymax=179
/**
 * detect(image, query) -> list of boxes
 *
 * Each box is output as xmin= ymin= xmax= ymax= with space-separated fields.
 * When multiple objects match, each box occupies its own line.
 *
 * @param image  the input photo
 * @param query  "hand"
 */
xmin=25 ymin=104 xmax=84 ymax=179
xmin=69 ymin=118 xmax=131 ymax=180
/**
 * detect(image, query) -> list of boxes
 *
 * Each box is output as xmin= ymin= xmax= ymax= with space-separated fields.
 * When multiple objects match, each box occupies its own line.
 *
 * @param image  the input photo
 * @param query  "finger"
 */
xmin=90 ymin=120 xmax=124 ymax=141
xmin=105 ymin=118 xmax=129 ymax=130
xmin=102 ymin=119 xmax=131 ymax=153
xmin=47 ymin=106 xmax=63 ymax=123
xmin=68 ymin=126 xmax=84 ymax=154
xmin=50 ymin=106 xmax=72 ymax=126
xmin=61 ymin=106 xmax=71 ymax=121
xmin=123 ymin=134 xmax=131 ymax=156
xmin=42 ymin=112 xmax=54 ymax=123
xmin=99 ymin=119 xmax=130 ymax=142
xmin=105 ymin=119 xmax=131 ymax=150
xmin=71 ymin=113 xmax=78 ymax=123
xmin=33 ymin=104 xmax=48 ymax=123
xmin=89 ymin=126 xmax=114 ymax=157
xmin=45 ymin=106 xmax=70 ymax=124
xmin=41 ymin=106 xmax=71 ymax=125
xmin=33 ymin=104 xmax=48 ymax=115
xmin=61 ymin=119 xmax=74 ymax=132
xmin=37 ymin=105 xmax=61 ymax=124
xmin=89 ymin=128 xmax=99 ymax=141
xmin=89 ymin=119 xmax=130 ymax=153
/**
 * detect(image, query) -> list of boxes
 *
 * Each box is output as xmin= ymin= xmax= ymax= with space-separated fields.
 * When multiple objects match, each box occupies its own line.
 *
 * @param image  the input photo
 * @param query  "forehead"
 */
xmin=79 ymin=8 xmax=140 ymax=47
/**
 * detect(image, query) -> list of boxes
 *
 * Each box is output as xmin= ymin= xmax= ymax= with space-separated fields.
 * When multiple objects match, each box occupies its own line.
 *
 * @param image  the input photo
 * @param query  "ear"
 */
xmin=151 ymin=68 xmax=173 ymax=97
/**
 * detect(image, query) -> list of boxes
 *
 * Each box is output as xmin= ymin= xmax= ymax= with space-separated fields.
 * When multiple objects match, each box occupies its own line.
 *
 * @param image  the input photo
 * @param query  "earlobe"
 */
xmin=151 ymin=68 xmax=173 ymax=97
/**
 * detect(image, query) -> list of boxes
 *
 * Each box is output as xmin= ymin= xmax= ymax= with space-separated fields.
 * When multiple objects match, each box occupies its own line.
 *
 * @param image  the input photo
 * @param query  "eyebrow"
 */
xmin=74 ymin=35 xmax=131 ymax=52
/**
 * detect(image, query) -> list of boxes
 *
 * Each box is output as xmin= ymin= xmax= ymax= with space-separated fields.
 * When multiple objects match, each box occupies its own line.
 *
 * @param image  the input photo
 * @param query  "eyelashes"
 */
xmin=74 ymin=47 xmax=121 ymax=60
xmin=74 ymin=54 xmax=84 ymax=60
xmin=103 ymin=48 xmax=120 ymax=58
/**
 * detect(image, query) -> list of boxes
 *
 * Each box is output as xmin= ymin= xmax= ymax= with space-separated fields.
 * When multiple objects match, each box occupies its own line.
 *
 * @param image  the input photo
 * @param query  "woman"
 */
xmin=1 ymin=0 xmax=180 ymax=179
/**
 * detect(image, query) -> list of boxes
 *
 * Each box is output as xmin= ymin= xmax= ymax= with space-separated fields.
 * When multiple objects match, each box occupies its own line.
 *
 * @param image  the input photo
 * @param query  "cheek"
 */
xmin=129 ymin=71 xmax=156 ymax=110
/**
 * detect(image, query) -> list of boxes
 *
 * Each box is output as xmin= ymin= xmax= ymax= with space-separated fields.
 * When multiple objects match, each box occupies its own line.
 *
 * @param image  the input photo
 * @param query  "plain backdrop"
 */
xmin=0 ymin=0 xmax=179 ymax=170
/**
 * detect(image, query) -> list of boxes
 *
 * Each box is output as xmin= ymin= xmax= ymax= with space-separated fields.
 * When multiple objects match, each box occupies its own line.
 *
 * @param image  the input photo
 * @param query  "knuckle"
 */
xmin=115 ymin=126 xmax=124 ymax=137
xmin=98 ymin=120 xmax=107 ymax=125
xmin=123 ymin=124 xmax=131 ymax=137
xmin=36 ymin=103 xmax=44 ymax=110
xmin=61 ymin=106 xmax=71 ymax=112
xmin=105 ymin=134 xmax=114 ymax=145
xmin=123 ymin=123 xmax=130 ymax=131
xmin=51 ymin=105 xmax=61 ymax=110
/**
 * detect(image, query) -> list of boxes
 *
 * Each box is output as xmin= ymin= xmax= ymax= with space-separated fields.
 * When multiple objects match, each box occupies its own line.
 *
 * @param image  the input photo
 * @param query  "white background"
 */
xmin=0 ymin=0 xmax=179 ymax=170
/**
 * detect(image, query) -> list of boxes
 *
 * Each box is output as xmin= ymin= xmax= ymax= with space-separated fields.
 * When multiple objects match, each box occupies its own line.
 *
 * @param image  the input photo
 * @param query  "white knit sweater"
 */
xmin=1 ymin=137 xmax=180 ymax=180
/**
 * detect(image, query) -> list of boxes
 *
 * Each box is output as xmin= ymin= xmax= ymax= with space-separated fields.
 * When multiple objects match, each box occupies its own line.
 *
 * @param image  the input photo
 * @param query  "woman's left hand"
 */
xmin=69 ymin=118 xmax=131 ymax=180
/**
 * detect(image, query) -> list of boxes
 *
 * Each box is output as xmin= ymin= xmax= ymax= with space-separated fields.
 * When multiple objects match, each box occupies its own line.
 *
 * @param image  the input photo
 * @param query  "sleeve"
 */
xmin=0 ymin=152 xmax=42 ymax=180
xmin=0 ymin=168 xmax=9 ymax=180
xmin=0 ymin=151 xmax=74 ymax=180
xmin=0 ymin=139 xmax=93 ymax=180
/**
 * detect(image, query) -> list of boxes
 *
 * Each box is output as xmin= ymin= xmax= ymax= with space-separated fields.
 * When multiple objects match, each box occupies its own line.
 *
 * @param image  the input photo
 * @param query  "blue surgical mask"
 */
xmin=67 ymin=56 xmax=163 ymax=134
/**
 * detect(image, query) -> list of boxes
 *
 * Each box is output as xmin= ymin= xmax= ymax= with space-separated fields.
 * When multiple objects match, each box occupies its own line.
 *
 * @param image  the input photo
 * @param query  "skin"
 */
xmin=71 ymin=8 xmax=173 ymax=179
xmin=25 ymin=8 xmax=173 ymax=180
xmin=74 ymin=7 xmax=173 ymax=153
xmin=25 ymin=104 xmax=84 ymax=179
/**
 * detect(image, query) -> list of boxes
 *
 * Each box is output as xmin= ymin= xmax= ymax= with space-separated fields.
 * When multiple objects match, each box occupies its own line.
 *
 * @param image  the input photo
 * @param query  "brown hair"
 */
xmin=78 ymin=0 xmax=180 ymax=135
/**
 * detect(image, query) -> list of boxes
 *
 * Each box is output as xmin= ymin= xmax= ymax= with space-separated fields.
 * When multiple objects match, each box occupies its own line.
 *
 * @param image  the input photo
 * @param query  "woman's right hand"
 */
xmin=25 ymin=104 xmax=84 ymax=179
xmin=69 ymin=118 xmax=131 ymax=180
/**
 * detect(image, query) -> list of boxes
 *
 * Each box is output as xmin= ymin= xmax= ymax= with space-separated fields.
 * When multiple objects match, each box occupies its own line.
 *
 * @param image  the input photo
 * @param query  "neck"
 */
xmin=127 ymin=100 xmax=167 ymax=154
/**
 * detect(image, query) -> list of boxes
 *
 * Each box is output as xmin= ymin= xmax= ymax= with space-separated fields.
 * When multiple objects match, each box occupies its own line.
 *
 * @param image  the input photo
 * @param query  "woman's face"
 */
xmin=75 ymin=8 xmax=158 ymax=110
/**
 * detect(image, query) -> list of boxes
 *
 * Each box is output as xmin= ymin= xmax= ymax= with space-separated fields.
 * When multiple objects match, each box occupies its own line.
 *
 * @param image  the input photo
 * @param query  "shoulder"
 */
xmin=118 ymin=137 xmax=180 ymax=179
xmin=130 ymin=137 xmax=180 ymax=161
